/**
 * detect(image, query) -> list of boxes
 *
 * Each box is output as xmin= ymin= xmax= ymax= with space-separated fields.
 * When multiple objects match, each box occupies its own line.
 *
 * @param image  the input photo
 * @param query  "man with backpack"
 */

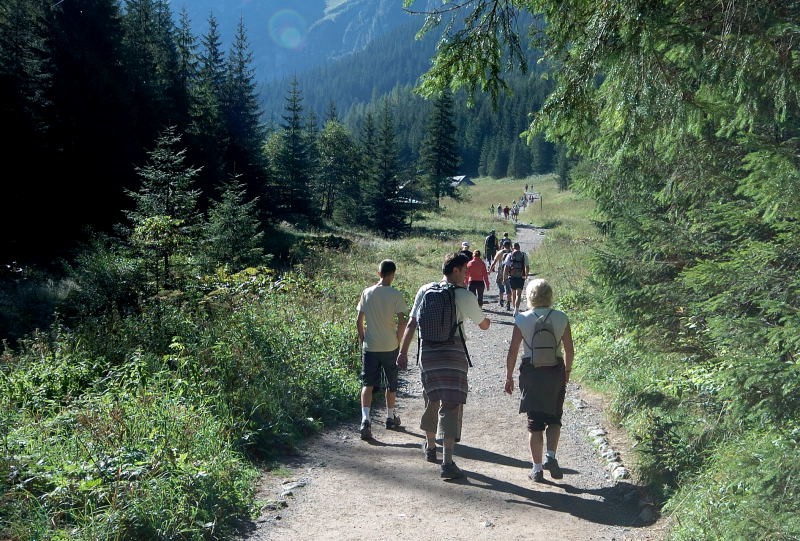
xmin=503 ymin=278 xmax=574 ymax=483
xmin=502 ymin=242 xmax=530 ymax=315
xmin=484 ymin=230 xmax=498 ymax=264
xmin=356 ymin=260 xmax=409 ymax=440
xmin=396 ymin=252 xmax=490 ymax=479
xmin=489 ymin=239 xmax=513 ymax=309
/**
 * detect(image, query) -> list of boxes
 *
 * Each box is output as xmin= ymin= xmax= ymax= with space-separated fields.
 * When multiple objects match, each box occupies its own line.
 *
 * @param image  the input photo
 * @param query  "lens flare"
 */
xmin=268 ymin=9 xmax=308 ymax=50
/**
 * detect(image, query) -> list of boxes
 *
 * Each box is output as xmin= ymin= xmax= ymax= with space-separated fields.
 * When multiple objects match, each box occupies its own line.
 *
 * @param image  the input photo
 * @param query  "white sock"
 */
xmin=546 ymin=450 xmax=556 ymax=460
xmin=443 ymin=447 xmax=454 ymax=465
xmin=361 ymin=407 xmax=370 ymax=421
xmin=533 ymin=463 xmax=543 ymax=473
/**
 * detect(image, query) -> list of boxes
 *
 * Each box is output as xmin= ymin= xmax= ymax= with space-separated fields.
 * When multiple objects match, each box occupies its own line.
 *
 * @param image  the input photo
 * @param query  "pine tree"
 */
xmin=271 ymin=79 xmax=315 ymax=219
xmin=202 ymin=175 xmax=264 ymax=271
xmin=126 ymin=126 xmax=201 ymax=288
xmin=420 ymin=89 xmax=459 ymax=207
xmin=370 ymin=101 xmax=409 ymax=236
xmin=223 ymin=16 xmax=266 ymax=200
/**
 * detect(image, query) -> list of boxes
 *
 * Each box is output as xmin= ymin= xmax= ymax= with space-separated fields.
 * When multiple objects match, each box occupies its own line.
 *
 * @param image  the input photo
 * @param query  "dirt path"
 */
xmin=240 ymin=224 xmax=667 ymax=541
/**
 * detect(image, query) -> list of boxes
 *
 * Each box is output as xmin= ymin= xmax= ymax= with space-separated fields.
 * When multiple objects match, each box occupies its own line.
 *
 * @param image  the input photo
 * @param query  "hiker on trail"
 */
xmin=484 ymin=230 xmax=498 ymax=264
xmin=489 ymin=204 xmax=495 ymax=217
xmin=356 ymin=259 xmax=409 ymax=440
xmin=503 ymin=205 xmax=510 ymax=220
xmin=489 ymin=239 xmax=513 ymax=309
xmin=525 ymin=183 xmax=529 ymax=192
xmin=458 ymin=241 xmax=473 ymax=262
xmin=502 ymin=242 xmax=530 ymax=315
xmin=503 ymin=279 xmax=574 ymax=483
xmin=396 ymin=253 xmax=491 ymax=480
xmin=466 ymin=250 xmax=490 ymax=307
xmin=497 ymin=204 xmax=502 ymax=217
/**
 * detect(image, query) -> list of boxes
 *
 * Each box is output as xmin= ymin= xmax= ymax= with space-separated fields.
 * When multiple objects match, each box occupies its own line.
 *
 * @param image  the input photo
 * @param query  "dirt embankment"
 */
xmin=240 ymin=224 xmax=668 ymax=541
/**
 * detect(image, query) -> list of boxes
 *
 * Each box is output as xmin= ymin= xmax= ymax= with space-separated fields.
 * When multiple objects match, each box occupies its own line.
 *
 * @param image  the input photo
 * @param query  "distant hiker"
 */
xmin=502 ymin=242 xmax=530 ymax=315
xmin=489 ymin=204 xmax=495 ymax=217
xmin=466 ymin=250 xmax=490 ymax=307
xmin=396 ymin=253 xmax=491 ymax=479
xmin=504 ymin=279 xmax=574 ymax=483
xmin=484 ymin=230 xmax=498 ymax=264
xmin=503 ymin=205 xmax=510 ymax=220
xmin=489 ymin=239 xmax=513 ymax=309
xmin=356 ymin=260 xmax=409 ymax=440
xmin=497 ymin=204 xmax=502 ymax=217
xmin=458 ymin=241 xmax=473 ymax=263
xmin=525 ymin=183 xmax=529 ymax=192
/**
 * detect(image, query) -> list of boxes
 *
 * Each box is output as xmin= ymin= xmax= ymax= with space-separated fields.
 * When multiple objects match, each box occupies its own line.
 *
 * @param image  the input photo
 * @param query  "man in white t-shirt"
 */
xmin=397 ymin=253 xmax=490 ymax=479
xmin=356 ymin=260 xmax=409 ymax=440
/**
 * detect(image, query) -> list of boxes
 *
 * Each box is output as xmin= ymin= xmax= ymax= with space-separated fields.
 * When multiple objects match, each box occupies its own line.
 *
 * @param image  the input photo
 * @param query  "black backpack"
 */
xmin=508 ymin=251 xmax=526 ymax=278
xmin=416 ymin=282 xmax=472 ymax=366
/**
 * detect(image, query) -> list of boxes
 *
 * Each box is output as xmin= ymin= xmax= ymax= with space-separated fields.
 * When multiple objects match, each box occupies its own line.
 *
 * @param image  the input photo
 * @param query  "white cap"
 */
xmin=461 ymin=241 xmax=470 ymax=248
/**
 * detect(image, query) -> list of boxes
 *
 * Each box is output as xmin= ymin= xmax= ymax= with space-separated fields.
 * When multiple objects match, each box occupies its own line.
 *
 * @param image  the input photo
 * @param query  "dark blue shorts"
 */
xmin=361 ymin=348 xmax=399 ymax=391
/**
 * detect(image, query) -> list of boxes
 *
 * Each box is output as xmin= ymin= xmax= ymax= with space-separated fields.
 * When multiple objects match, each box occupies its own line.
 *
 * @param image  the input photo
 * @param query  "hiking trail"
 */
xmin=240 ymin=224 xmax=668 ymax=541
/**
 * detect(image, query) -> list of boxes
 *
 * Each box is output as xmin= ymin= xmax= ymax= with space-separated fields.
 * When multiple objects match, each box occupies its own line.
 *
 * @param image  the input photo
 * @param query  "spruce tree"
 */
xmin=126 ymin=126 xmax=201 ymax=288
xmin=420 ymin=89 xmax=459 ymax=207
xmin=224 ymin=16 xmax=266 ymax=200
xmin=371 ymin=101 xmax=409 ymax=236
xmin=316 ymin=120 xmax=361 ymax=222
xmin=272 ymin=79 xmax=315 ymax=220
xmin=202 ymin=175 xmax=264 ymax=271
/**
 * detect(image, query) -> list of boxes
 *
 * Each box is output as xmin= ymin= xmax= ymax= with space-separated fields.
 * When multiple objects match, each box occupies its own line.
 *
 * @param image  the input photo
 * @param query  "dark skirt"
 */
xmin=518 ymin=359 xmax=565 ymax=417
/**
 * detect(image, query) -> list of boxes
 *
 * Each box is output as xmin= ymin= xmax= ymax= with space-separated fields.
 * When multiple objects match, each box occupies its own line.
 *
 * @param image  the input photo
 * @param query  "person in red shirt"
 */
xmin=466 ymin=250 xmax=491 ymax=307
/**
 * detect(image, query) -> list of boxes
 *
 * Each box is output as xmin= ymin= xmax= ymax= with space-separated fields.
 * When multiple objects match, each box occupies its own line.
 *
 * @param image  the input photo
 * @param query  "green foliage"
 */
xmin=666 ymin=432 xmax=800 ymax=541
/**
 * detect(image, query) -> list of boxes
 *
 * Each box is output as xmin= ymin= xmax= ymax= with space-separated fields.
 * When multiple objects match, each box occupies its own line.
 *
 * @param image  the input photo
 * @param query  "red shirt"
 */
xmin=466 ymin=257 xmax=490 ymax=288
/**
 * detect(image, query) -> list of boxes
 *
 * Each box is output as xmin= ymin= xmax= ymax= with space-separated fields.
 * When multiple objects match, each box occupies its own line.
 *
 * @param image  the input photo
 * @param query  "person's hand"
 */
xmin=504 ymin=377 xmax=514 ymax=395
xmin=396 ymin=352 xmax=408 ymax=370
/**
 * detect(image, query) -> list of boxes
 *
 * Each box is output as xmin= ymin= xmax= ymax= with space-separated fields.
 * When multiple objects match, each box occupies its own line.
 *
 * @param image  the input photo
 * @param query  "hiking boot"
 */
xmin=386 ymin=415 xmax=402 ymax=430
xmin=498 ymin=298 xmax=503 ymax=305
xmin=422 ymin=441 xmax=438 ymax=463
xmin=506 ymin=303 xmax=511 ymax=311
xmin=529 ymin=469 xmax=544 ymax=483
xmin=359 ymin=419 xmax=372 ymax=440
xmin=543 ymin=457 xmax=563 ymax=479
xmin=440 ymin=461 xmax=465 ymax=479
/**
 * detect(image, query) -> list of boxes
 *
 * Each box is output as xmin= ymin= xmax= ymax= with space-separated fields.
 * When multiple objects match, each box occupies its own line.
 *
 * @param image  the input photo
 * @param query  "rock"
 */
xmin=280 ymin=479 xmax=308 ymax=497
xmin=601 ymin=449 xmax=620 ymax=460
xmin=482 ymin=520 xmax=494 ymax=528
xmin=606 ymin=461 xmax=622 ymax=472
xmin=612 ymin=467 xmax=630 ymax=480
xmin=588 ymin=428 xmax=607 ymax=437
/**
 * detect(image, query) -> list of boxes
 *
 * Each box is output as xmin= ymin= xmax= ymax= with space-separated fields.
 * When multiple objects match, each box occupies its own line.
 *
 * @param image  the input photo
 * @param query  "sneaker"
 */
xmin=440 ymin=461 xmax=465 ymax=479
xmin=543 ymin=457 xmax=563 ymax=479
xmin=529 ymin=469 xmax=544 ymax=482
xmin=359 ymin=419 xmax=372 ymax=440
xmin=422 ymin=441 xmax=437 ymax=463
xmin=386 ymin=415 xmax=402 ymax=430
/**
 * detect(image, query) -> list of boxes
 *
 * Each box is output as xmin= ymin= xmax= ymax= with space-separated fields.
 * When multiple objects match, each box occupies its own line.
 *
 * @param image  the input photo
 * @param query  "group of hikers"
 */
xmin=355 ymin=240 xmax=575 ymax=482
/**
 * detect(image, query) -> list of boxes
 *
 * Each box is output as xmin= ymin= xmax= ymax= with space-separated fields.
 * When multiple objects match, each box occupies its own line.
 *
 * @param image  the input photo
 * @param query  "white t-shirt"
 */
xmin=513 ymin=307 xmax=569 ymax=359
xmin=357 ymin=284 xmax=409 ymax=352
xmin=410 ymin=281 xmax=485 ymax=339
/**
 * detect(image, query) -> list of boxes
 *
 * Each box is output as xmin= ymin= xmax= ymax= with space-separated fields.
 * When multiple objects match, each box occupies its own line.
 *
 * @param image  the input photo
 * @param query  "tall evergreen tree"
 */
xmin=189 ymin=13 xmax=228 ymax=199
xmin=420 ymin=89 xmax=459 ymax=207
xmin=224 ymin=16 xmax=266 ymax=200
xmin=272 ymin=79 xmax=315 ymax=219
xmin=370 ymin=101 xmax=409 ymax=236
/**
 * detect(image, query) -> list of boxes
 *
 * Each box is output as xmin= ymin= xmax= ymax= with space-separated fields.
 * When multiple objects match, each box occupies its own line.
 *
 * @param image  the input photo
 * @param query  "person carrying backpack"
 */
xmin=502 ymin=242 xmax=530 ymax=315
xmin=484 ymin=230 xmax=498 ymax=264
xmin=503 ymin=278 xmax=574 ymax=483
xmin=489 ymin=239 xmax=512 ymax=309
xmin=396 ymin=253 xmax=490 ymax=480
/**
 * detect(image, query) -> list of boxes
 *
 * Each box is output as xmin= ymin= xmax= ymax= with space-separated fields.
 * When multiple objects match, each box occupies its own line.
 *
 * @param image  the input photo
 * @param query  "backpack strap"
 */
xmin=520 ymin=308 xmax=560 ymax=354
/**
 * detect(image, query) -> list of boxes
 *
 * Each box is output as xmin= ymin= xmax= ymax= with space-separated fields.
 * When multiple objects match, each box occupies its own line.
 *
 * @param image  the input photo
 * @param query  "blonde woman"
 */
xmin=504 ymin=279 xmax=574 ymax=482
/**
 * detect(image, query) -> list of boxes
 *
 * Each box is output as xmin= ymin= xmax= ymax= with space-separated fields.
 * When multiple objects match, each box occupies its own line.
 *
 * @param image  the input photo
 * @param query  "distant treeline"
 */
xmin=1 ymin=1 xmax=559 ymax=266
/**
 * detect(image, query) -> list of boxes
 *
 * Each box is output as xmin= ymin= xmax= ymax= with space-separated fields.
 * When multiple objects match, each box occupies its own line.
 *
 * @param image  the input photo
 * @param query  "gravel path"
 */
xmin=240 ymin=224 xmax=667 ymax=541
